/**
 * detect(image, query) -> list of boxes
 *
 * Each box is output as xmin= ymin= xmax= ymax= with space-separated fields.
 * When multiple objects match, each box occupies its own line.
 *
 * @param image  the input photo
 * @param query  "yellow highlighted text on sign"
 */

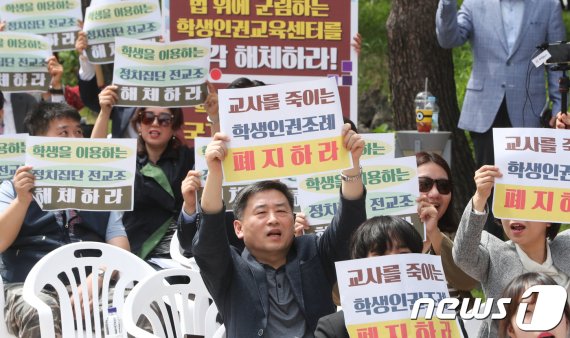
xmin=494 ymin=183 xmax=570 ymax=223
xmin=346 ymin=317 xmax=462 ymax=338
xmin=222 ymin=136 xmax=350 ymax=183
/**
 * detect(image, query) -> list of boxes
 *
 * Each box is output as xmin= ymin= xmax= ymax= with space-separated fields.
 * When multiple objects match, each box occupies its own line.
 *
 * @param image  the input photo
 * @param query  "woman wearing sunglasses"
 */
xmin=415 ymin=152 xmax=478 ymax=334
xmin=453 ymin=165 xmax=570 ymax=338
xmin=92 ymin=85 xmax=195 ymax=261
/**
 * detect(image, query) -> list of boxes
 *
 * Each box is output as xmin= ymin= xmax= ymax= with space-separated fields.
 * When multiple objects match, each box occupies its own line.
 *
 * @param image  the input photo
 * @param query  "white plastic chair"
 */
xmin=22 ymin=241 xmax=156 ymax=338
xmin=0 ymin=278 xmax=17 ymax=337
xmin=169 ymin=230 xmax=199 ymax=270
xmin=123 ymin=268 xmax=225 ymax=338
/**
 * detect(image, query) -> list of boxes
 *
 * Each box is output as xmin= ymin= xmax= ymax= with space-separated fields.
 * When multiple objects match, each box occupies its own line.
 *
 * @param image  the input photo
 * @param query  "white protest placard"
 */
xmin=493 ymin=128 xmax=570 ymax=223
xmin=195 ymin=136 xmax=301 ymax=212
xmin=0 ymin=0 xmax=82 ymax=51
xmin=0 ymin=32 xmax=51 ymax=92
xmin=336 ymin=254 xmax=463 ymax=337
xmin=0 ymin=133 xmax=27 ymax=181
xmin=25 ymin=136 xmax=137 ymax=211
xmin=360 ymin=133 xmax=395 ymax=164
xmin=298 ymin=155 xmax=420 ymax=233
xmin=113 ymin=37 xmax=210 ymax=107
xmin=83 ymin=0 xmax=162 ymax=64
xmin=218 ymin=77 xmax=351 ymax=183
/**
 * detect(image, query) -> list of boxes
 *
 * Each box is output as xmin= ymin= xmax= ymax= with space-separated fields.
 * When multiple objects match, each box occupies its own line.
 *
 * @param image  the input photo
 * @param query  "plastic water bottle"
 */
xmin=104 ymin=307 xmax=122 ymax=338
xmin=429 ymin=96 xmax=439 ymax=132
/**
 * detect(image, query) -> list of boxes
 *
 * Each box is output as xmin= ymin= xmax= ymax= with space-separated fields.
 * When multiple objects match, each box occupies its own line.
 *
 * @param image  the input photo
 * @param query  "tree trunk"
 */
xmin=386 ymin=0 xmax=475 ymax=214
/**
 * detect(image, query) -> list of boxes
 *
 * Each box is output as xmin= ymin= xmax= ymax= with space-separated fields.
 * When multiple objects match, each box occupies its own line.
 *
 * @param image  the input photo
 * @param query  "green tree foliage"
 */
xmin=57 ymin=50 xmax=80 ymax=87
xmin=358 ymin=0 xmax=391 ymax=95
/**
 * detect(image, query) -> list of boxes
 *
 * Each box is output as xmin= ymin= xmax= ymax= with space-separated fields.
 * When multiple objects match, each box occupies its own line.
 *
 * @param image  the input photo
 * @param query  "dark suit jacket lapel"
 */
xmin=243 ymin=248 xmax=270 ymax=316
xmin=285 ymin=243 xmax=305 ymax=312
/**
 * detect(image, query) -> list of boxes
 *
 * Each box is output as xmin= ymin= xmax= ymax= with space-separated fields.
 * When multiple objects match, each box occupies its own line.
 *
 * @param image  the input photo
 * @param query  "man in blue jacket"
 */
xmin=436 ymin=0 xmax=565 ymax=167
xmin=436 ymin=0 xmax=565 ymax=239
xmin=190 ymin=124 xmax=366 ymax=337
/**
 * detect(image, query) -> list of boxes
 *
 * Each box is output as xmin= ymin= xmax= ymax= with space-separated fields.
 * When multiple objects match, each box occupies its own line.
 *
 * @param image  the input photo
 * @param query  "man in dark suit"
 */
xmin=190 ymin=124 xmax=365 ymax=337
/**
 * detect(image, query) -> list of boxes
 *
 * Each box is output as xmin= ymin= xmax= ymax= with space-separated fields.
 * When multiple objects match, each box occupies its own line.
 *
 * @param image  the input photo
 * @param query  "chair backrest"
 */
xmin=169 ymin=230 xmax=199 ymax=270
xmin=22 ymin=241 xmax=156 ymax=338
xmin=0 ymin=278 xmax=17 ymax=337
xmin=123 ymin=268 xmax=225 ymax=338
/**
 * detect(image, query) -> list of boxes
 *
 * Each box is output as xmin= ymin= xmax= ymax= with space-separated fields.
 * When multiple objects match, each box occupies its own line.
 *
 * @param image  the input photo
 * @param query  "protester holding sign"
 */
xmin=92 ymin=86 xmax=194 ymax=261
xmin=415 ymin=152 xmax=478 ymax=298
xmin=0 ymin=102 xmax=129 ymax=337
xmin=314 ymin=215 xmax=423 ymax=338
xmin=191 ymin=123 xmax=364 ymax=337
xmin=453 ymin=165 xmax=570 ymax=337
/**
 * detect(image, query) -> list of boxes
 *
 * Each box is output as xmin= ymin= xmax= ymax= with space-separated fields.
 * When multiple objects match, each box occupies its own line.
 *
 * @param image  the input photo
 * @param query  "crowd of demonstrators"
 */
xmin=314 ymin=215 xmax=423 ymax=338
xmin=453 ymin=165 xmax=570 ymax=337
xmin=499 ymin=272 xmax=570 ymax=338
xmin=3 ymin=5 xmax=570 ymax=338
xmin=91 ymin=86 xmax=194 ymax=263
xmin=0 ymin=102 xmax=129 ymax=337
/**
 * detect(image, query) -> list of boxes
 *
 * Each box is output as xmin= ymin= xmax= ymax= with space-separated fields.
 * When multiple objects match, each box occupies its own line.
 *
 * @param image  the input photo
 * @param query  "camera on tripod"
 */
xmin=544 ymin=42 xmax=570 ymax=65
xmin=543 ymin=42 xmax=570 ymax=116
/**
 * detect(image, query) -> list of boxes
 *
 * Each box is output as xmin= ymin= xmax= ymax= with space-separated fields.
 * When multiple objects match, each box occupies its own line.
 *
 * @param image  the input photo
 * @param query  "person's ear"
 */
xmin=507 ymin=323 xmax=516 ymax=337
xmin=234 ymin=219 xmax=244 ymax=239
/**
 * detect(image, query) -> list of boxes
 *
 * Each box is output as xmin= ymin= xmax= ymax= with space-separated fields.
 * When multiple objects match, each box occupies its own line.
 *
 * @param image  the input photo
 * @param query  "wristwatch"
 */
xmin=340 ymin=165 xmax=363 ymax=182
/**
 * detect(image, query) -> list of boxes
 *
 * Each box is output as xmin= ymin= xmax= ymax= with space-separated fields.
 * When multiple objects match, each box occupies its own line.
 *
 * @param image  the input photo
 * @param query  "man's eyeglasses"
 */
xmin=139 ymin=111 xmax=174 ymax=127
xmin=418 ymin=177 xmax=452 ymax=195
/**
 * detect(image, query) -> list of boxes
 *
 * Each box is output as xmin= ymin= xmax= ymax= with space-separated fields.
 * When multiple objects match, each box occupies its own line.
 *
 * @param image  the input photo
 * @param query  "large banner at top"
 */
xmin=168 ymin=0 xmax=359 ymax=146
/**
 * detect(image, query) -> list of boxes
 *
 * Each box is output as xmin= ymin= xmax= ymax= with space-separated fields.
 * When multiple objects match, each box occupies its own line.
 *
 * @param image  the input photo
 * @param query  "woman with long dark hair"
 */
xmin=416 ymin=152 xmax=478 ymax=303
xmin=92 ymin=85 xmax=195 ymax=261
